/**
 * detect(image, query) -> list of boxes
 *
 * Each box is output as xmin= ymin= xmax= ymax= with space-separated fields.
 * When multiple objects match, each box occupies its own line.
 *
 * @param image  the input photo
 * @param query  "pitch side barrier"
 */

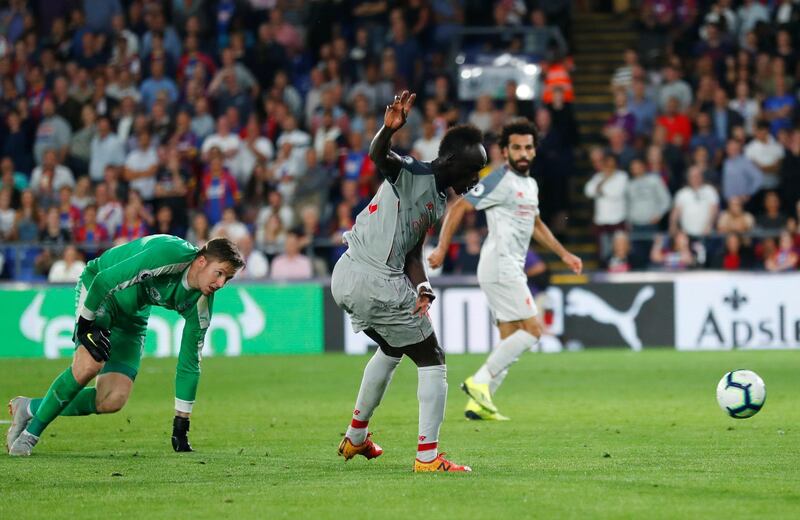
xmin=1 ymin=273 xmax=798 ymax=358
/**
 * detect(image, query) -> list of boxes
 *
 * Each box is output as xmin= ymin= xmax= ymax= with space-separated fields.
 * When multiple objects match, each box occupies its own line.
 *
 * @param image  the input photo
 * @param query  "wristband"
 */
xmin=417 ymin=282 xmax=435 ymax=302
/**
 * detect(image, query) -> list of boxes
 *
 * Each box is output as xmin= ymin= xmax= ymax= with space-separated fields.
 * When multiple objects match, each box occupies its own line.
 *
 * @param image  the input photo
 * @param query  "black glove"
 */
xmin=172 ymin=416 xmax=193 ymax=452
xmin=76 ymin=317 xmax=111 ymax=362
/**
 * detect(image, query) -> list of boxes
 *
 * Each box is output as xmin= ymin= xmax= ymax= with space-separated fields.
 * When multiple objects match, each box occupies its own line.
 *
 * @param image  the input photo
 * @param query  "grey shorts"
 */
xmin=331 ymin=253 xmax=433 ymax=347
xmin=479 ymin=278 xmax=538 ymax=323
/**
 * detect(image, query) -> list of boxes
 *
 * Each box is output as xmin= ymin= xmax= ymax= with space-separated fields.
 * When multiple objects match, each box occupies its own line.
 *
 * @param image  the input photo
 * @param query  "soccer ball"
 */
xmin=716 ymin=370 xmax=766 ymax=419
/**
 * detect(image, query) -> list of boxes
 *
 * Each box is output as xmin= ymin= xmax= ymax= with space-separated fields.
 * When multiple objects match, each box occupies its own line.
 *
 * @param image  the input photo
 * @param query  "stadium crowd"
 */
xmin=1 ymin=0 xmax=797 ymax=283
xmin=589 ymin=0 xmax=800 ymax=273
xmin=0 ymin=0 xmax=578 ymax=283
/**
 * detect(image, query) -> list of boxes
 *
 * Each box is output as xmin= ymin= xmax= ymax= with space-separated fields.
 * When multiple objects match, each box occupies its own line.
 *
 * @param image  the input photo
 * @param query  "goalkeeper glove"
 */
xmin=76 ymin=316 xmax=112 ymax=362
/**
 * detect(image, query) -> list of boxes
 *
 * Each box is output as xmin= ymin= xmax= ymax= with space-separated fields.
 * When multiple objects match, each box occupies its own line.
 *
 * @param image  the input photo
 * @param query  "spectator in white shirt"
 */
xmin=89 ymin=115 xmax=125 ymax=182
xmin=48 ymin=245 xmax=86 ymax=283
xmin=237 ymin=115 xmax=275 ymax=187
xmin=729 ymin=80 xmax=760 ymax=137
xmin=312 ymin=109 xmax=343 ymax=157
xmin=411 ymin=120 xmax=442 ymax=162
xmin=670 ymin=166 xmax=720 ymax=238
xmin=275 ymin=114 xmax=311 ymax=178
xmin=744 ymin=121 xmax=785 ymax=189
xmin=210 ymin=207 xmax=250 ymax=243
xmin=201 ymin=116 xmax=242 ymax=174
xmin=585 ymin=153 xmax=629 ymax=260
xmin=467 ymin=94 xmax=495 ymax=133
xmin=30 ymin=149 xmax=75 ymax=196
xmin=256 ymin=190 xmax=296 ymax=231
xmin=123 ymin=129 xmax=159 ymax=202
xmin=236 ymin=233 xmax=269 ymax=279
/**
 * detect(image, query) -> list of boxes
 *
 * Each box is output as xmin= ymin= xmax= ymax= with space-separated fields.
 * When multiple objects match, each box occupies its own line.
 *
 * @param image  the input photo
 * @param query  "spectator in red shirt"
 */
xmin=200 ymin=149 xmax=240 ymax=226
xmin=115 ymin=202 xmax=150 ymax=244
xmin=74 ymin=204 xmax=109 ymax=245
xmin=656 ymin=97 xmax=692 ymax=149
xmin=56 ymin=185 xmax=82 ymax=233
xmin=177 ymin=34 xmax=216 ymax=85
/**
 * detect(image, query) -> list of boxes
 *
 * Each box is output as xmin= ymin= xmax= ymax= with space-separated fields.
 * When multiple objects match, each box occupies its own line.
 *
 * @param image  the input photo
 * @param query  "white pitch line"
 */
xmin=0 ymin=420 xmax=11 ymax=424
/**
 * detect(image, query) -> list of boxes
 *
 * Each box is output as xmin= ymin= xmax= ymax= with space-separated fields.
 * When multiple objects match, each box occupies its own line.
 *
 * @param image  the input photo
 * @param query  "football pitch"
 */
xmin=1 ymin=350 xmax=799 ymax=519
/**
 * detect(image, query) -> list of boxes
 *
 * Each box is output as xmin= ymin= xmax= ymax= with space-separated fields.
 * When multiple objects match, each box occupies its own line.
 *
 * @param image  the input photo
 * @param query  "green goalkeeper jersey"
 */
xmin=76 ymin=235 xmax=212 ymax=410
xmin=79 ymin=234 xmax=206 ymax=321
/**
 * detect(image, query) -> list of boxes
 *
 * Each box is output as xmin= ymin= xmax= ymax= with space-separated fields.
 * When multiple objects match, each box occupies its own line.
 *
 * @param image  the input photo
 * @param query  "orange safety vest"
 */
xmin=542 ymin=62 xmax=574 ymax=103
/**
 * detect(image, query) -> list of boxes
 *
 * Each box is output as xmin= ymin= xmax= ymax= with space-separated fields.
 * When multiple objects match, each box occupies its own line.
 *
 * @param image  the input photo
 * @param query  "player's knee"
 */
xmin=71 ymin=361 xmax=102 ymax=386
xmin=521 ymin=319 xmax=543 ymax=338
xmin=407 ymin=335 xmax=446 ymax=367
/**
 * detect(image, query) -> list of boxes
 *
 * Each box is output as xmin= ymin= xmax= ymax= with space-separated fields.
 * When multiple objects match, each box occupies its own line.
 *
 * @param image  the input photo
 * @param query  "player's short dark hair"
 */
xmin=199 ymin=237 xmax=245 ymax=270
xmin=438 ymin=124 xmax=483 ymax=157
xmin=499 ymin=118 xmax=539 ymax=149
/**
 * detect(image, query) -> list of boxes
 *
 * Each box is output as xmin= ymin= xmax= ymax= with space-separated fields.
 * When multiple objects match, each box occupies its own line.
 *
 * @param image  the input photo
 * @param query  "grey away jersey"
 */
xmin=464 ymin=167 xmax=540 ymax=283
xmin=344 ymin=156 xmax=447 ymax=276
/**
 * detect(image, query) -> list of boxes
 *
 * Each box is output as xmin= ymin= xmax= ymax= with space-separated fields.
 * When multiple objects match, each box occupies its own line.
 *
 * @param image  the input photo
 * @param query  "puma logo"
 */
xmin=566 ymin=286 xmax=655 ymax=351
xmin=53 ymin=391 xmax=68 ymax=407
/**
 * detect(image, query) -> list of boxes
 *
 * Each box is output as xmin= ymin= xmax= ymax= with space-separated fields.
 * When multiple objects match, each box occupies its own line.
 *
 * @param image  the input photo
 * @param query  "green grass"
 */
xmin=1 ymin=350 xmax=799 ymax=519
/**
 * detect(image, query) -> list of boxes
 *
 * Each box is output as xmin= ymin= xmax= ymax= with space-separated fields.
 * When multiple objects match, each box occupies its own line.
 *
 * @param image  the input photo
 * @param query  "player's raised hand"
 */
xmin=384 ymin=90 xmax=415 ymax=130
xmin=427 ymin=246 xmax=446 ymax=269
xmin=562 ymin=252 xmax=583 ymax=274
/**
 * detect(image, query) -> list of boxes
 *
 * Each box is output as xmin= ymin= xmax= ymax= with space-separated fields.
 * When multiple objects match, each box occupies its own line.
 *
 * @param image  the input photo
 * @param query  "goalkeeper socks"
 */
xmin=61 ymin=388 xmax=98 ymax=415
xmin=473 ymin=330 xmax=538 ymax=385
xmin=346 ymin=349 xmax=402 ymax=445
xmin=28 ymin=388 xmax=97 ymax=417
xmin=26 ymin=367 xmax=85 ymax=436
xmin=416 ymin=365 xmax=447 ymax=463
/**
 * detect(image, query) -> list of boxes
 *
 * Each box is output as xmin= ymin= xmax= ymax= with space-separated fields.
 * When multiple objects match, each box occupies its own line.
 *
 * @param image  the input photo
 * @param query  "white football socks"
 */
xmin=473 ymin=330 xmax=539 ymax=386
xmin=416 ymin=365 xmax=447 ymax=462
xmin=346 ymin=349 xmax=402 ymax=445
xmin=489 ymin=368 xmax=509 ymax=395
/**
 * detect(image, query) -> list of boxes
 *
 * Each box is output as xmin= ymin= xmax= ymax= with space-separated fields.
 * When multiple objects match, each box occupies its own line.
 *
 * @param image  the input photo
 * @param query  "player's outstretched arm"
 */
xmin=405 ymin=235 xmax=435 ymax=317
xmin=532 ymin=215 xmax=583 ymax=274
xmin=428 ymin=198 xmax=473 ymax=269
xmin=171 ymin=295 xmax=213 ymax=452
xmin=369 ymin=90 xmax=416 ymax=183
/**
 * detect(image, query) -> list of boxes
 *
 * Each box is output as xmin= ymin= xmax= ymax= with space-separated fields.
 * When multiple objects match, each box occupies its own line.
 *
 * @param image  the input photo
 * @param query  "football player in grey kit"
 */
xmin=429 ymin=118 xmax=583 ymax=421
xmin=332 ymin=91 xmax=486 ymax=472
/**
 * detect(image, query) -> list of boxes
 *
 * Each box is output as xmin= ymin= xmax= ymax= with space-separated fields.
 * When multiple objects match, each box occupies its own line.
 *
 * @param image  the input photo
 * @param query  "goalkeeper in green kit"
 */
xmin=6 ymin=235 xmax=244 ymax=456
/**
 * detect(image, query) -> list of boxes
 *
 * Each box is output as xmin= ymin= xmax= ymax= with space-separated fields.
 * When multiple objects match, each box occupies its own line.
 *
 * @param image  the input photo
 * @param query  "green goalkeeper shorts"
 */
xmin=74 ymin=272 xmax=150 ymax=381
